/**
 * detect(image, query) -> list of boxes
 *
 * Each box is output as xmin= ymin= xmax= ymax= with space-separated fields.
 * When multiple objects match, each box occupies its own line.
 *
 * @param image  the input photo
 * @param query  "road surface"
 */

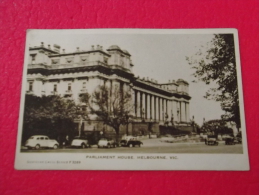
xmin=21 ymin=138 xmax=243 ymax=154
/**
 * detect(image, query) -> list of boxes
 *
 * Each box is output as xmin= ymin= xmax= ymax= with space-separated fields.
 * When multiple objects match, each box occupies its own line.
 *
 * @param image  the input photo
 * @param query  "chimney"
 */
xmin=100 ymin=46 xmax=103 ymax=50
xmin=76 ymin=47 xmax=80 ymax=52
xmin=41 ymin=42 xmax=44 ymax=47
xmin=63 ymin=49 xmax=65 ymax=53
xmin=48 ymin=44 xmax=51 ymax=49
xmin=92 ymin=45 xmax=95 ymax=50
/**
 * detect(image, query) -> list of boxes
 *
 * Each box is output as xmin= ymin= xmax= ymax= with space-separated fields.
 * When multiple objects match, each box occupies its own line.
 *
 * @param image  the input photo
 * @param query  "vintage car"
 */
xmin=120 ymin=137 xmax=143 ymax=147
xmin=25 ymin=135 xmax=59 ymax=149
xmin=225 ymin=137 xmax=236 ymax=145
xmin=160 ymin=134 xmax=175 ymax=143
xmin=235 ymin=136 xmax=242 ymax=144
xmin=97 ymin=138 xmax=117 ymax=148
xmin=71 ymin=136 xmax=90 ymax=148
xmin=205 ymin=135 xmax=218 ymax=146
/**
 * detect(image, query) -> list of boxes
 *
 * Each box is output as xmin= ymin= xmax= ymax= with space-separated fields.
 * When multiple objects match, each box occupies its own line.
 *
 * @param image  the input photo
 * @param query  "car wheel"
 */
xmin=129 ymin=144 xmax=133 ymax=148
xmin=81 ymin=143 xmax=86 ymax=149
xmin=53 ymin=144 xmax=58 ymax=149
xmin=35 ymin=144 xmax=40 ymax=149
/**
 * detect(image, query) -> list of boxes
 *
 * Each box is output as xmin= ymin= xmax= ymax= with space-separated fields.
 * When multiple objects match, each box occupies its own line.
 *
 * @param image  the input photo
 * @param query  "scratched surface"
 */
xmin=0 ymin=0 xmax=258 ymax=194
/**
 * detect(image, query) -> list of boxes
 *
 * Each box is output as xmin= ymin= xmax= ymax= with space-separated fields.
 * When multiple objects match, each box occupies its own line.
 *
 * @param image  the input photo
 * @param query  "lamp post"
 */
xmin=177 ymin=108 xmax=180 ymax=123
xmin=192 ymin=115 xmax=195 ymax=132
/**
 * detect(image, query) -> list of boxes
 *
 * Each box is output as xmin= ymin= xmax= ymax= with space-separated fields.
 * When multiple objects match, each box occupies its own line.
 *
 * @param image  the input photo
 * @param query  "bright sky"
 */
xmin=27 ymin=30 xmax=224 ymax=125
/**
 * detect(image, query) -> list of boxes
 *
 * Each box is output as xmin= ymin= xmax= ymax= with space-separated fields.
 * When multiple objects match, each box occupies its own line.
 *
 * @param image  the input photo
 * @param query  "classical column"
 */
xmin=160 ymin=98 xmax=164 ymax=121
xmin=177 ymin=101 xmax=181 ymax=122
xmin=165 ymin=99 xmax=168 ymax=122
xmin=130 ymin=88 xmax=135 ymax=117
xmin=137 ymin=91 xmax=141 ymax=118
xmin=165 ymin=99 xmax=168 ymax=115
xmin=168 ymin=100 xmax=172 ymax=120
xmin=172 ymin=100 xmax=177 ymax=122
xmin=145 ymin=93 xmax=148 ymax=119
xmin=186 ymin=102 xmax=190 ymax=122
xmin=142 ymin=92 xmax=146 ymax=119
xmin=146 ymin=94 xmax=150 ymax=119
xmin=151 ymin=95 xmax=154 ymax=120
xmin=155 ymin=97 xmax=159 ymax=121
xmin=181 ymin=101 xmax=186 ymax=122
xmin=158 ymin=97 xmax=160 ymax=121
xmin=134 ymin=90 xmax=138 ymax=116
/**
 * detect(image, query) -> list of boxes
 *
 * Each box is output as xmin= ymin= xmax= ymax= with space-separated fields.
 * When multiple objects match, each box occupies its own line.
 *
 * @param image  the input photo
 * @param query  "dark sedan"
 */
xmin=120 ymin=138 xmax=143 ymax=147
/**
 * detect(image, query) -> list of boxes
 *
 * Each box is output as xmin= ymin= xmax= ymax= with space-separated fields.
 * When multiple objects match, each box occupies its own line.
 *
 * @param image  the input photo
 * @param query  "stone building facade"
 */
xmin=26 ymin=42 xmax=191 ymax=135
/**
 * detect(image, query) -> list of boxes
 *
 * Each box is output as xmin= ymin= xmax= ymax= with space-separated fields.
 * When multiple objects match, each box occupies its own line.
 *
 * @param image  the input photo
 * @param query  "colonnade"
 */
xmin=133 ymin=89 xmax=190 ymax=123
xmin=104 ymin=79 xmax=190 ymax=123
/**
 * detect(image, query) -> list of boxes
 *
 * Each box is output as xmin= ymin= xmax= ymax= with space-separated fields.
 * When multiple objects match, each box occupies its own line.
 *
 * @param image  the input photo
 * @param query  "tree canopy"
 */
xmin=22 ymin=94 xmax=88 ymax=144
xmin=201 ymin=119 xmax=233 ymax=136
xmin=89 ymin=84 xmax=133 ymax=140
xmin=186 ymin=34 xmax=241 ymax=130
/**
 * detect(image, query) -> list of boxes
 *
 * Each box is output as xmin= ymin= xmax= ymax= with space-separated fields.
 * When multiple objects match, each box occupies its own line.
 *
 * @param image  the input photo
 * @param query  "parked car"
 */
xmin=25 ymin=135 xmax=59 ymax=149
xmin=205 ymin=135 xmax=218 ymax=146
xmin=71 ymin=136 xmax=90 ymax=148
xmin=98 ymin=138 xmax=117 ymax=148
xmin=160 ymin=134 xmax=175 ymax=143
xmin=235 ymin=136 xmax=242 ymax=144
xmin=225 ymin=137 xmax=236 ymax=145
xmin=120 ymin=137 xmax=143 ymax=147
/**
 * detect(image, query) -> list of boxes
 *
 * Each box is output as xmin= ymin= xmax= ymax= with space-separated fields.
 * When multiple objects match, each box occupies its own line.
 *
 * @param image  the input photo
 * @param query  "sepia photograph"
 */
xmin=15 ymin=29 xmax=249 ymax=170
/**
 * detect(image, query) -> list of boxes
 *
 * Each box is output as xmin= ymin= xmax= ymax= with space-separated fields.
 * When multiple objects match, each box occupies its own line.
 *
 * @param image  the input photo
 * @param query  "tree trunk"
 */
xmin=115 ymin=128 xmax=120 ymax=143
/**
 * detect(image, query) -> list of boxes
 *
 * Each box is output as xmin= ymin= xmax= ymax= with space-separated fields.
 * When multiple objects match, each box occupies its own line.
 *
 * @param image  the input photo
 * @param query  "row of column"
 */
xmin=133 ymin=90 xmax=190 ymax=123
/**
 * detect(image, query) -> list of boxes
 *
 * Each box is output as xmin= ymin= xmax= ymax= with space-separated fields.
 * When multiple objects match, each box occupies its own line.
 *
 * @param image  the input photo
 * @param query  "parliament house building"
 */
xmin=26 ymin=42 xmax=192 ymax=136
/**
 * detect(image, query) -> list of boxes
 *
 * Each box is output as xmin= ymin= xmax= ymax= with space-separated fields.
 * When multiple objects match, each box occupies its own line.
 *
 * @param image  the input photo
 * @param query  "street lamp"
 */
xmin=192 ymin=115 xmax=195 ymax=133
xmin=177 ymin=108 xmax=180 ymax=123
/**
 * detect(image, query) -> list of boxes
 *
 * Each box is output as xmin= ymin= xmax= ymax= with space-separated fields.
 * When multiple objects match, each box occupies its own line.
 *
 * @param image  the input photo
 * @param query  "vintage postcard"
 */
xmin=15 ymin=29 xmax=249 ymax=170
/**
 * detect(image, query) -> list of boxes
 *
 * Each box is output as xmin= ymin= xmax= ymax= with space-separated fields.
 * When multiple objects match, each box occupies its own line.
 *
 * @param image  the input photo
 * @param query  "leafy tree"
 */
xmin=90 ymin=84 xmax=133 ymax=142
xmin=22 ymin=94 xmax=89 ymax=144
xmin=201 ymin=119 xmax=233 ymax=136
xmin=186 ymin=34 xmax=241 ymax=131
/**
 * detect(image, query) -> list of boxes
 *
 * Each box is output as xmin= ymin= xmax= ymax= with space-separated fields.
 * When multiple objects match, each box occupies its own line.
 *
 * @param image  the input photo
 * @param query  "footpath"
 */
xmin=141 ymin=138 xmax=225 ymax=147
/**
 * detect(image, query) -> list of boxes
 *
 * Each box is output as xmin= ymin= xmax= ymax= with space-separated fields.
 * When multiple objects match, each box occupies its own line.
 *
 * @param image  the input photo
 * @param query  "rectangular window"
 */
xmin=54 ymin=84 xmax=57 ymax=92
xmin=82 ymin=82 xmax=86 ymax=89
xmin=29 ymin=82 xmax=33 ymax=91
xmin=68 ymin=83 xmax=71 ymax=91
xmin=104 ymin=57 xmax=108 ymax=64
xmin=31 ymin=54 xmax=36 ymax=64
xmin=51 ymin=59 xmax=59 ymax=64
